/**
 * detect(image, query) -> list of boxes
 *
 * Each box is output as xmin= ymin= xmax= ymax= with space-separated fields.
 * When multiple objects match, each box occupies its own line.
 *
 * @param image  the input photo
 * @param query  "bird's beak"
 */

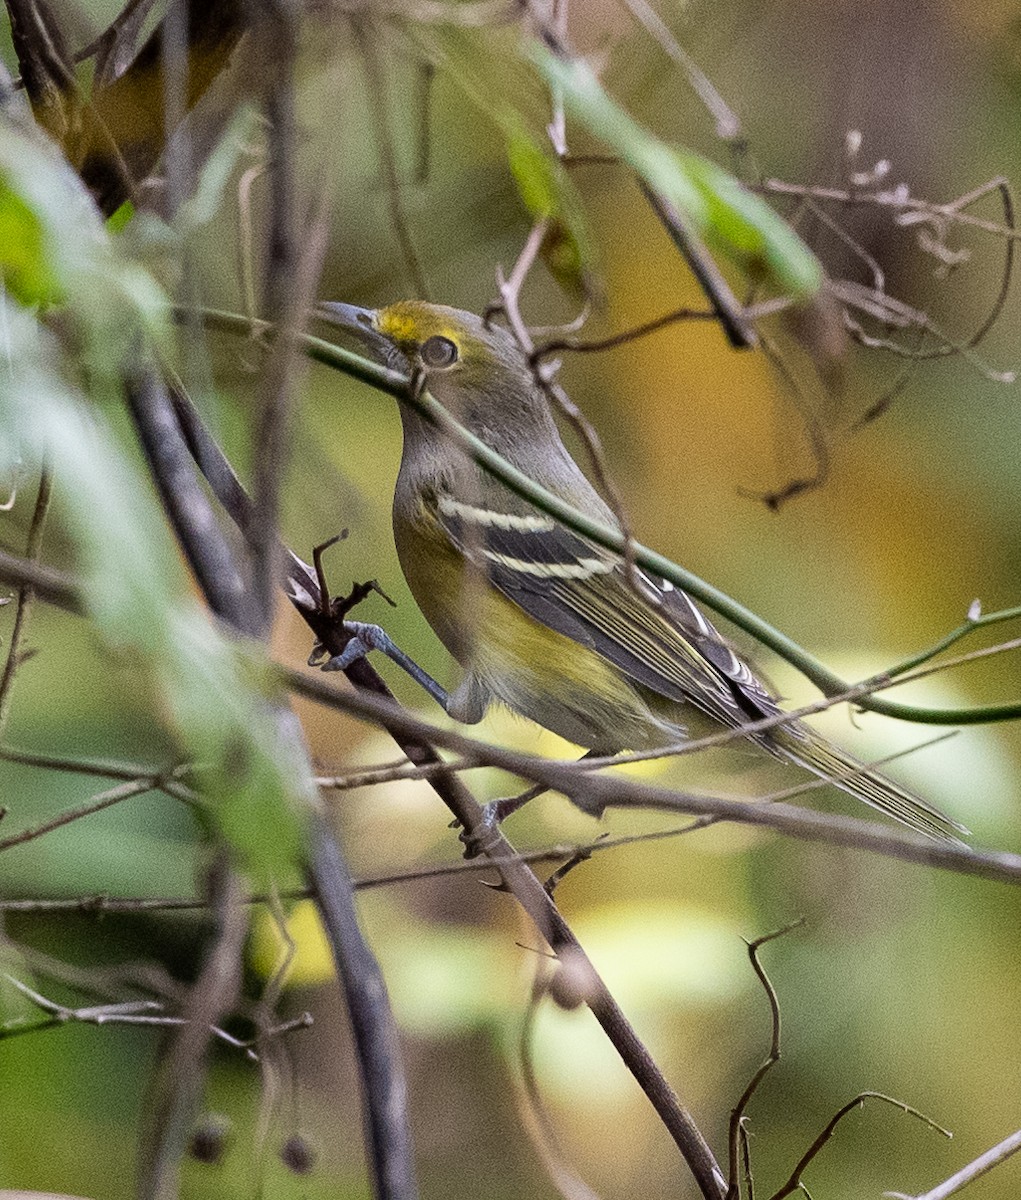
xmin=316 ymin=301 xmax=391 ymax=361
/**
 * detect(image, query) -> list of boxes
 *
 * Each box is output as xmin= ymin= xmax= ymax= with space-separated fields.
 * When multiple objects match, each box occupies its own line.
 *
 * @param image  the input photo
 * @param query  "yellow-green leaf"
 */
xmin=532 ymin=47 xmax=823 ymax=298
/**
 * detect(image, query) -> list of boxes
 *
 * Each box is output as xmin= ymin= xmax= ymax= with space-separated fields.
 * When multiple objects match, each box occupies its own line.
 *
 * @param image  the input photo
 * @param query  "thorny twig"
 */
xmin=725 ymin=921 xmax=805 ymax=1200
xmin=768 ymin=1092 xmax=951 ymax=1199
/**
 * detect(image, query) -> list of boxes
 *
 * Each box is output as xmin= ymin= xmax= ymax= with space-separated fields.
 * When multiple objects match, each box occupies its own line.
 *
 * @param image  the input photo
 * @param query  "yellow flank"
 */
xmin=393 ymin=499 xmax=673 ymax=750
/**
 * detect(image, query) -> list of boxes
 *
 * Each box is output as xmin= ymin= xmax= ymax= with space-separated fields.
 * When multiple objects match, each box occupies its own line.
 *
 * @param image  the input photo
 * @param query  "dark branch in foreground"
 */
xmin=130 ymin=367 xmax=418 ymax=1200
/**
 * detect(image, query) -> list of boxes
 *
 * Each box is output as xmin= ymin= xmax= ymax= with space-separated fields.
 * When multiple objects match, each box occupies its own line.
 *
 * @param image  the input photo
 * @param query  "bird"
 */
xmin=316 ymin=298 xmax=965 ymax=843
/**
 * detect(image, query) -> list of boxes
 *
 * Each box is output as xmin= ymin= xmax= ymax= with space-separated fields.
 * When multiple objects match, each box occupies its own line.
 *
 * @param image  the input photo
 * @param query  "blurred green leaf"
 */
xmin=532 ymin=47 xmax=823 ymax=297
xmin=0 ymin=173 xmax=60 ymax=305
xmin=0 ymin=128 xmax=312 ymax=883
xmin=506 ymin=128 xmax=592 ymax=296
xmin=105 ymin=200 xmax=135 ymax=234
xmin=507 ymin=131 xmax=560 ymax=218
xmin=0 ymin=310 xmax=311 ymax=881
xmin=0 ymin=122 xmax=167 ymax=377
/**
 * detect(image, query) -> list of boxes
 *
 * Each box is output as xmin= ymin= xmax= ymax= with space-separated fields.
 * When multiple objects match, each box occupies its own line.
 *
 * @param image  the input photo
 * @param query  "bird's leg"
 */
xmin=308 ymin=545 xmax=456 ymax=712
xmin=316 ymin=621 xmax=451 ymax=710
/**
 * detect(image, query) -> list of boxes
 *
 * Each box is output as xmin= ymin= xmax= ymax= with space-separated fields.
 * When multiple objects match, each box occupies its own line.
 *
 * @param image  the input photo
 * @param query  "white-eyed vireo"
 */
xmin=318 ymin=299 xmax=964 ymax=842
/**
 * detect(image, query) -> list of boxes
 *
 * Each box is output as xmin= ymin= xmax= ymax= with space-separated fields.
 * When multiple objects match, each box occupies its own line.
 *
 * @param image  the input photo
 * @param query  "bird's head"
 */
xmin=317 ymin=300 xmax=543 ymax=431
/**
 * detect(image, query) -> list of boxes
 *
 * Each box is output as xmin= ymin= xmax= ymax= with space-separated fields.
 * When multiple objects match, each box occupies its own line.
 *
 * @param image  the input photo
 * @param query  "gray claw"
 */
xmin=323 ymin=637 xmax=369 ymax=672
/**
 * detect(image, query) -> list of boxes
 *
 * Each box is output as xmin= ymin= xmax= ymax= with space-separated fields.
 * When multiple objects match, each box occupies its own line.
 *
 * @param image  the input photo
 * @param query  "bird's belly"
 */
xmin=394 ymin=512 xmax=689 ymax=750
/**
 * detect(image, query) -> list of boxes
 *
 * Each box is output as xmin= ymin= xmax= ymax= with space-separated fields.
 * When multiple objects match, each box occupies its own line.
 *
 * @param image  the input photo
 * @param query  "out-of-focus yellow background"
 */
xmin=2 ymin=1 xmax=1021 ymax=1197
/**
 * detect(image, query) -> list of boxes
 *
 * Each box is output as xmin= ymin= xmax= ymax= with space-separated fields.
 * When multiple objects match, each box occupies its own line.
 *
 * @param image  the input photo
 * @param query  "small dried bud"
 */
xmin=547 ymin=947 xmax=598 ymax=1011
xmin=280 ymin=1133 xmax=316 ymax=1175
xmin=189 ymin=1113 xmax=232 ymax=1165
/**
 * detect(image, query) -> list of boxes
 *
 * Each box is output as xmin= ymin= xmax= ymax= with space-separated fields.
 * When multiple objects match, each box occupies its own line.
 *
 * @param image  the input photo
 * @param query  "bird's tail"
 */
xmin=770 ymin=727 xmax=969 ymax=844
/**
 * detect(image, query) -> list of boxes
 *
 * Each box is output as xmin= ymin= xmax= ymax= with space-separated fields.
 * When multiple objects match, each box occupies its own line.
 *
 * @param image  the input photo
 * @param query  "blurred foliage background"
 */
xmin=2 ymin=1 xmax=1021 ymax=1198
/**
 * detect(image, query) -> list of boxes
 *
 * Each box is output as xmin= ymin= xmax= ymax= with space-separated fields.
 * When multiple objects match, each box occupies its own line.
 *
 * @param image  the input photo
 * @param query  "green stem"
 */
xmin=195 ymin=306 xmax=1021 ymax=728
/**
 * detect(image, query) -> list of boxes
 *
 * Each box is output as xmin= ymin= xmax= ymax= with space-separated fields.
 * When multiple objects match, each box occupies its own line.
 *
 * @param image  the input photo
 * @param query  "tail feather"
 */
xmin=770 ymin=728 xmax=968 ymax=844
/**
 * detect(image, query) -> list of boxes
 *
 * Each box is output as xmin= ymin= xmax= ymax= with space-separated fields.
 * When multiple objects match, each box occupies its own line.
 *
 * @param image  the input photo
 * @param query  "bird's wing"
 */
xmin=430 ymin=487 xmax=782 ymax=730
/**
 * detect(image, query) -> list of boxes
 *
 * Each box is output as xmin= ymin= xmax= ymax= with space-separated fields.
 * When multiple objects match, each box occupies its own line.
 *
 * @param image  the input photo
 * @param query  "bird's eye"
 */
xmin=420 ymin=336 xmax=459 ymax=368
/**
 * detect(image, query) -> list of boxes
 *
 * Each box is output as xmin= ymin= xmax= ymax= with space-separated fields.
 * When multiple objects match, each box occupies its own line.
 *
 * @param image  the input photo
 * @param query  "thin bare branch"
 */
xmin=0 ymin=970 xmax=312 ymax=1060
xmin=0 ymin=772 xmax=183 ymax=853
xmin=890 ymin=1128 xmax=1021 ymax=1200
xmin=760 ymin=176 xmax=1019 ymax=242
xmin=640 ymin=182 xmax=759 ymax=348
xmin=0 ymin=822 xmax=714 ymax=915
xmin=288 ymin=668 xmax=1021 ymax=886
xmin=0 ymin=461 xmax=51 ymax=734
xmin=0 ymin=745 xmax=175 ymax=783
xmin=531 ymin=305 xmax=718 ymax=359
xmin=619 ymin=0 xmax=741 ymax=143
xmin=852 ymin=362 xmax=918 ymax=429
xmin=337 ymin=0 xmax=522 ymax=23
xmin=0 ymin=545 xmax=82 ymax=614
xmin=352 ymin=16 xmax=430 ymax=299
xmin=740 ymin=329 xmax=830 ymax=510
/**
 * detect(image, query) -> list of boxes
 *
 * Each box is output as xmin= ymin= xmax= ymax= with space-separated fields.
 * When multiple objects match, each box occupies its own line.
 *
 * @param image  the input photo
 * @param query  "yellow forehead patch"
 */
xmin=376 ymin=301 xmax=463 ymax=350
xmin=375 ymin=305 xmax=423 ymax=344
